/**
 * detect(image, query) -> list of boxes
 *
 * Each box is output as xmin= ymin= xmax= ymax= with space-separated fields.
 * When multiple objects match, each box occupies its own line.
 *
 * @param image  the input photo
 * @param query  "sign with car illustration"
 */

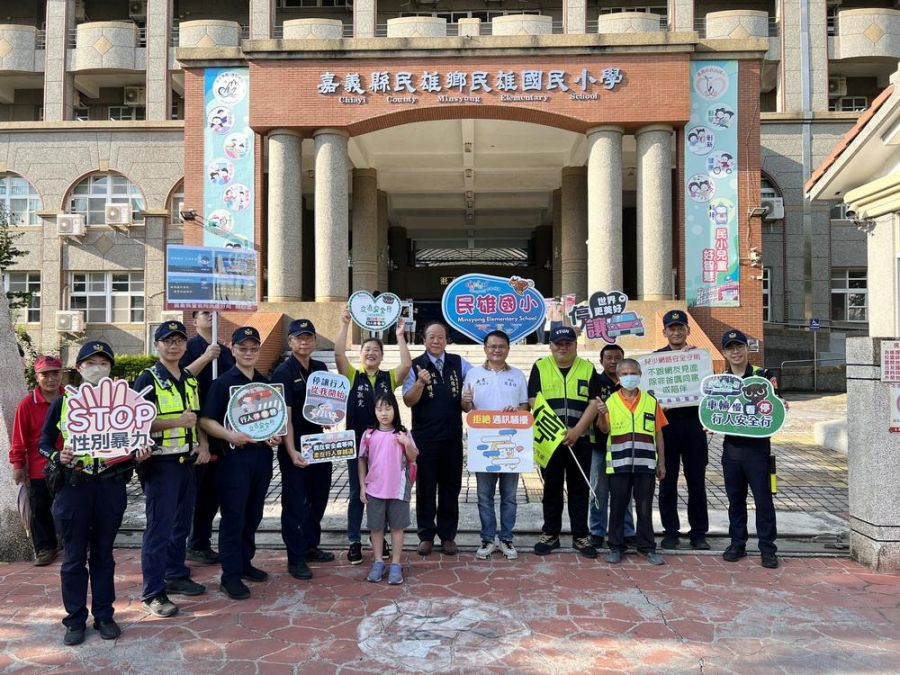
xmin=566 ymin=291 xmax=645 ymax=343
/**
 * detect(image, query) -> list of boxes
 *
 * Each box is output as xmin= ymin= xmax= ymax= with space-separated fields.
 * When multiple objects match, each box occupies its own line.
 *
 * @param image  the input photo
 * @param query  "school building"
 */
xmin=1 ymin=1 xmax=898 ymax=368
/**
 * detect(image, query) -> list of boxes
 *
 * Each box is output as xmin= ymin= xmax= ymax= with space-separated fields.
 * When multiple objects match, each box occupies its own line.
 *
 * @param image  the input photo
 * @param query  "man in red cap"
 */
xmin=10 ymin=355 xmax=64 ymax=565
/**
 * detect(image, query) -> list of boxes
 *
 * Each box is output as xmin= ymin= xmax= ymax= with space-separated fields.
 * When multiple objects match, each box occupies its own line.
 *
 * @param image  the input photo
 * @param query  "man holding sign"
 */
xmin=527 ymin=326 xmax=601 ymax=559
xmin=39 ymin=342 xmax=153 ymax=645
xmin=461 ymin=330 xmax=529 ymax=561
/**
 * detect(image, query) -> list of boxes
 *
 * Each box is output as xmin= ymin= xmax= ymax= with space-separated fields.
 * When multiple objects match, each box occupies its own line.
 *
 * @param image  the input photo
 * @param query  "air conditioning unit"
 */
xmin=123 ymin=86 xmax=146 ymax=106
xmin=56 ymin=310 xmax=85 ymax=334
xmin=105 ymin=204 xmax=132 ymax=226
xmin=828 ymin=76 xmax=847 ymax=98
xmin=57 ymin=214 xmax=86 ymax=237
xmin=761 ymin=196 xmax=784 ymax=221
xmin=129 ymin=0 xmax=147 ymax=20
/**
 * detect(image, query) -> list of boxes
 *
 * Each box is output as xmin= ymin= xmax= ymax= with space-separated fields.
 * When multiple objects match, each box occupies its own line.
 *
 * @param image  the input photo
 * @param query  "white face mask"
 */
xmin=619 ymin=374 xmax=641 ymax=391
xmin=80 ymin=364 xmax=111 ymax=385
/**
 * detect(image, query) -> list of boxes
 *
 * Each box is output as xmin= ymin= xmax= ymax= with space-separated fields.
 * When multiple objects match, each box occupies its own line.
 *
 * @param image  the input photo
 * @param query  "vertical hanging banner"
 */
xmin=685 ymin=60 xmax=740 ymax=308
xmin=203 ymin=68 xmax=255 ymax=249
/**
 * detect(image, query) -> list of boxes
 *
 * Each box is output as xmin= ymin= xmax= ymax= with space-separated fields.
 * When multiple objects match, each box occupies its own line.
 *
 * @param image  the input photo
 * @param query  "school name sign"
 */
xmin=316 ymin=67 xmax=625 ymax=105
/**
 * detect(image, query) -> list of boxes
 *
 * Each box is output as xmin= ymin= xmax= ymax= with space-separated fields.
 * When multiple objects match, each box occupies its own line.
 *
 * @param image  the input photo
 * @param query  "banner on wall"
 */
xmin=203 ymin=68 xmax=255 ymax=250
xmin=684 ymin=61 xmax=740 ymax=308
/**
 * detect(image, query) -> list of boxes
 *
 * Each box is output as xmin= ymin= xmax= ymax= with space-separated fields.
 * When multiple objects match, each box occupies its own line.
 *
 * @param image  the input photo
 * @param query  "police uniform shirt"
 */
xmin=270 ymin=356 xmax=328 ymax=442
xmin=200 ymin=365 xmax=272 ymax=452
xmin=38 ymin=396 xmax=66 ymax=460
xmin=724 ymin=363 xmax=779 ymax=452
xmin=181 ymin=334 xmax=235 ymax=401
xmin=133 ymin=363 xmax=194 ymax=453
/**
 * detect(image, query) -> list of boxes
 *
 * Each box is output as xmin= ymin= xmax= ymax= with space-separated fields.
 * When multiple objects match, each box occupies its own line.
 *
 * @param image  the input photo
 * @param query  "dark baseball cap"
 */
xmin=721 ymin=329 xmax=749 ymax=347
xmin=75 ymin=341 xmax=115 ymax=364
xmin=663 ymin=310 xmax=689 ymax=327
xmin=231 ymin=326 xmax=261 ymax=344
xmin=288 ymin=319 xmax=316 ymax=337
xmin=154 ymin=320 xmax=188 ymax=342
xmin=550 ymin=326 xmax=577 ymax=343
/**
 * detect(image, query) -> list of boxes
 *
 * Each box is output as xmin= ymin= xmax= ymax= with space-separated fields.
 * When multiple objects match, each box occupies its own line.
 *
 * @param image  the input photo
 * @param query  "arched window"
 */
xmin=69 ymin=173 xmax=145 ymax=226
xmin=0 ymin=173 xmax=41 ymax=226
xmin=167 ymin=179 xmax=184 ymax=242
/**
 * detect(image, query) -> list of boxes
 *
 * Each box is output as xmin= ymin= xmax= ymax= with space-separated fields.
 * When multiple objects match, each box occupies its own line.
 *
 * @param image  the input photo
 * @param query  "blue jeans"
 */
xmin=476 ymin=472 xmax=518 ymax=542
xmin=589 ymin=448 xmax=635 ymax=538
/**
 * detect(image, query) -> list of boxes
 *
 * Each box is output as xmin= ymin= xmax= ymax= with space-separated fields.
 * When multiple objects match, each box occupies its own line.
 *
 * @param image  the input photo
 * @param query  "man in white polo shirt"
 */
xmin=461 ymin=330 xmax=530 ymax=560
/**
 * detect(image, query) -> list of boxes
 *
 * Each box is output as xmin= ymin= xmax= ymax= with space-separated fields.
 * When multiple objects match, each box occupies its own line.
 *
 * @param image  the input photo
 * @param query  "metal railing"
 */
xmin=36 ymin=29 xmax=46 ymax=49
xmin=169 ymin=23 xmax=249 ymax=46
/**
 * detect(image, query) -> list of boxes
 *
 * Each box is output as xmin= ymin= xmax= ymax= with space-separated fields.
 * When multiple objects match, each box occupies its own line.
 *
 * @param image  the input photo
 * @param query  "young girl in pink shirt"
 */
xmin=358 ymin=393 xmax=418 ymax=584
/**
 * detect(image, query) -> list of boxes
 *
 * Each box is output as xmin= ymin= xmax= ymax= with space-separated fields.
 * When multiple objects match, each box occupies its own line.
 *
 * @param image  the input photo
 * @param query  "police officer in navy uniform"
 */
xmin=133 ymin=321 xmax=210 ymax=618
xmin=271 ymin=319 xmax=336 ymax=581
xmin=39 ymin=341 xmax=152 ymax=645
xmin=402 ymin=320 xmax=472 ymax=556
xmin=719 ymin=329 xmax=780 ymax=569
xmin=655 ymin=310 xmax=710 ymax=550
xmin=200 ymin=327 xmax=289 ymax=600
xmin=181 ymin=310 xmax=235 ymax=565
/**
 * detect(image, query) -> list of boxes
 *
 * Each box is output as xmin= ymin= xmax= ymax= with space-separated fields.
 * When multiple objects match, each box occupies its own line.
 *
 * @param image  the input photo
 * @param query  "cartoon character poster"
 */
xmin=685 ymin=61 xmax=740 ymax=308
xmin=698 ymin=374 xmax=786 ymax=438
xmin=203 ymin=68 xmax=255 ymax=250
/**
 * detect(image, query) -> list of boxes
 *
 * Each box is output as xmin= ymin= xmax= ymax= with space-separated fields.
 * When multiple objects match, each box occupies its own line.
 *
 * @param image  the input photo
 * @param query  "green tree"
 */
xmin=0 ymin=208 xmax=29 ymax=315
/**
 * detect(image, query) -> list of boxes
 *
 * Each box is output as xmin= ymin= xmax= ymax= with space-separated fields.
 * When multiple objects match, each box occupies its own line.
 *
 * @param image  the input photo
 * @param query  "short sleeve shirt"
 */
xmin=200 ymin=365 xmax=273 ymax=452
xmin=462 ymin=365 xmax=528 ymax=410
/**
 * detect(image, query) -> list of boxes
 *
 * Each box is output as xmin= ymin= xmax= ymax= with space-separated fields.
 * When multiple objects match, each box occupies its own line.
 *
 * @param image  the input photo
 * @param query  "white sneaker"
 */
xmin=498 ymin=540 xmax=518 ymax=560
xmin=475 ymin=540 xmax=497 ymax=560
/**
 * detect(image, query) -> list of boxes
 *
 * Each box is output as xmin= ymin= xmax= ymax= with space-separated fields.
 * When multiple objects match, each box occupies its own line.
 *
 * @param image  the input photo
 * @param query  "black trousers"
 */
xmin=188 ymin=460 xmax=219 ymax=551
xmin=608 ymin=472 xmax=657 ymax=553
xmin=658 ymin=417 xmax=709 ymax=540
xmin=28 ymin=478 xmax=58 ymax=553
xmin=278 ymin=451 xmax=333 ymax=564
xmin=415 ymin=437 xmax=463 ymax=543
xmin=540 ymin=440 xmax=591 ymax=539
xmin=722 ymin=439 xmax=777 ymax=554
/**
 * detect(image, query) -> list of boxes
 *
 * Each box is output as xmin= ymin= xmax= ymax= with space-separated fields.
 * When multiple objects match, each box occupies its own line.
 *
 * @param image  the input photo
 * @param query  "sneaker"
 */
xmin=63 ymin=624 xmax=86 ymax=646
xmin=219 ymin=580 xmax=251 ymax=600
xmin=165 ymin=577 xmax=206 ymax=596
xmin=288 ymin=561 xmax=313 ymax=580
xmin=382 ymin=540 xmax=392 ymax=560
xmin=722 ymin=545 xmax=747 ymax=563
xmin=533 ymin=534 xmax=560 ymax=556
xmin=475 ymin=540 xmax=497 ymax=560
xmin=307 ymin=547 xmax=335 ymax=563
xmin=93 ymin=619 xmax=121 ymax=640
xmin=186 ymin=547 xmax=220 ymax=565
xmin=417 ymin=541 xmax=433 ymax=556
xmin=660 ymin=534 xmax=680 ymax=549
xmin=589 ymin=535 xmax=605 ymax=548
xmin=498 ymin=540 xmax=518 ymax=560
xmin=387 ymin=563 xmax=404 ymax=585
xmin=241 ymin=566 xmax=269 ymax=582
xmin=691 ymin=537 xmax=711 ymax=550
xmin=143 ymin=594 xmax=178 ymax=617
xmin=367 ymin=560 xmax=385 ymax=583
xmin=643 ymin=551 xmax=665 ymax=566
xmin=573 ymin=536 xmax=598 ymax=559
xmin=606 ymin=549 xmax=623 ymax=564
xmin=348 ymin=542 xmax=363 ymax=565
xmin=34 ymin=548 xmax=58 ymax=567
xmin=761 ymin=552 xmax=780 ymax=569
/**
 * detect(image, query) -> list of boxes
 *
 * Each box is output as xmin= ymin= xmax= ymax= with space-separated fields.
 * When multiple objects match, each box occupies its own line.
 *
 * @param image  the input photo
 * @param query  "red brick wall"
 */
xmin=248 ymin=55 xmax=692 ymax=135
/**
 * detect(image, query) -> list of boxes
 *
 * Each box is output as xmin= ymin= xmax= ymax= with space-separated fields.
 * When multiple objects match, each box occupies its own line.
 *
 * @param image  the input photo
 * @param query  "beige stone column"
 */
xmin=352 ymin=169 xmax=378 ymax=291
xmin=354 ymin=0 xmax=377 ymax=38
xmin=146 ymin=0 xmax=173 ymax=120
xmin=564 ymin=0 xmax=587 ymax=34
xmin=560 ymin=166 xmax=587 ymax=299
xmin=377 ymin=190 xmax=389 ymax=291
xmin=142 ymin=212 xmax=168 ymax=320
xmin=668 ymin=0 xmax=695 ymax=32
xmin=314 ymin=129 xmax=350 ymax=302
xmin=250 ymin=0 xmax=274 ymax=40
xmin=587 ymin=126 xmax=624 ymax=291
xmin=636 ymin=124 xmax=673 ymax=300
xmin=267 ymin=129 xmax=303 ymax=302
xmin=43 ymin=0 xmax=76 ymax=121
xmin=552 ymin=188 xmax=562 ymax=296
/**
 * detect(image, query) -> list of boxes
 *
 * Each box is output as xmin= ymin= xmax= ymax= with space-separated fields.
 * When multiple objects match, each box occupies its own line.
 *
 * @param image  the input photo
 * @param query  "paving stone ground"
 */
xmin=0 ymin=549 xmax=898 ymax=674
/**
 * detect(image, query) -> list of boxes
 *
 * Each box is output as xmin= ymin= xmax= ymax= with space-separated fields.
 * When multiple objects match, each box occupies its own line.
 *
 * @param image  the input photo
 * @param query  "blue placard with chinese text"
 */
xmin=441 ymin=274 xmax=545 ymax=344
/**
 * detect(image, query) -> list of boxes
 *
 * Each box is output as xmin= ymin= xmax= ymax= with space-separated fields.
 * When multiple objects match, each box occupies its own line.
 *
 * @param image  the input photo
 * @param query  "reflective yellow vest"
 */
xmin=534 ymin=355 xmax=595 ymax=442
xmin=58 ymin=394 xmax=104 ymax=475
xmin=145 ymin=365 xmax=200 ymax=454
xmin=605 ymin=390 xmax=659 ymax=474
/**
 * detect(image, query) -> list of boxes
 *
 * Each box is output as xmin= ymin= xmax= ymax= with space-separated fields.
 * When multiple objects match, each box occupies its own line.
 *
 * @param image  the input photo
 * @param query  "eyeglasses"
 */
xmin=485 ymin=344 xmax=508 ymax=351
xmin=160 ymin=337 xmax=186 ymax=346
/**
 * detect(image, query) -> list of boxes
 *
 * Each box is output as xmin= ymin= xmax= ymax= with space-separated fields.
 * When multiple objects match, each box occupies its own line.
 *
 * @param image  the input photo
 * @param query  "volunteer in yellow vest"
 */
xmin=132 ymin=321 xmax=211 ymax=618
xmin=527 ymin=326 xmax=602 ymax=558
xmin=596 ymin=358 xmax=668 ymax=565
xmin=39 ymin=341 xmax=152 ymax=646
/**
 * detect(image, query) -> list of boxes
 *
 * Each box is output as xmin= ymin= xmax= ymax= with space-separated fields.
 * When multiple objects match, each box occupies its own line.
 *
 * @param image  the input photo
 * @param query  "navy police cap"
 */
xmin=231 ymin=326 xmax=261 ymax=344
xmin=154 ymin=320 xmax=188 ymax=342
xmin=662 ymin=310 xmax=688 ymax=327
xmin=288 ymin=319 xmax=316 ymax=337
xmin=721 ymin=329 xmax=749 ymax=347
xmin=76 ymin=341 xmax=115 ymax=364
